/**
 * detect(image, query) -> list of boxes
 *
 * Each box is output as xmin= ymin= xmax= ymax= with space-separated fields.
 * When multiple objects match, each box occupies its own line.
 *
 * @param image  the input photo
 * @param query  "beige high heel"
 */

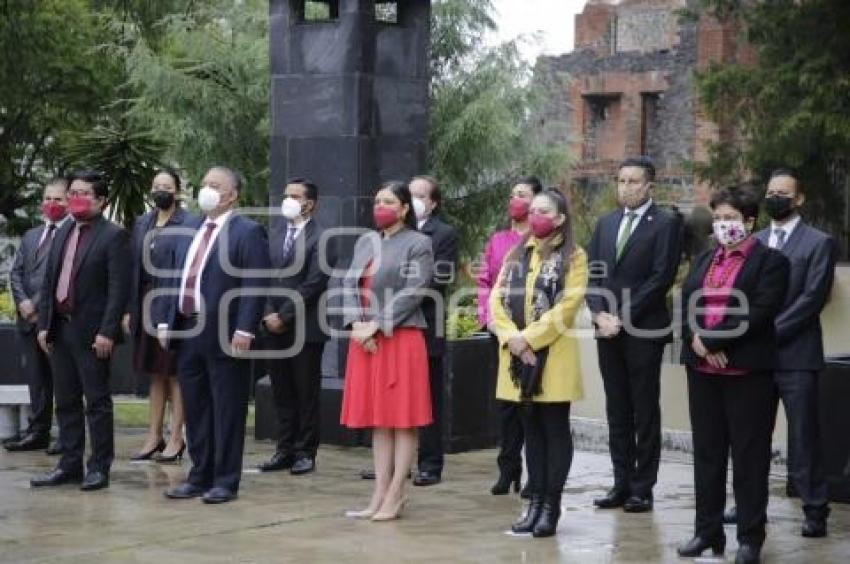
xmin=344 ymin=508 xmax=376 ymax=519
xmin=371 ymin=497 xmax=408 ymax=521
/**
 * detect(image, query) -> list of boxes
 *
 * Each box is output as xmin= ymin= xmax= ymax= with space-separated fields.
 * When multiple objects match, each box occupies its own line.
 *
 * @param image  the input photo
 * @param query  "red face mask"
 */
xmin=41 ymin=201 xmax=67 ymax=223
xmin=508 ymin=197 xmax=530 ymax=221
xmin=373 ymin=206 xmax=400 ymax=230
xmin=530 ymin=213 xmax=558 ymax=239
xmin=68 ymin=195 xmax=94 ymax=221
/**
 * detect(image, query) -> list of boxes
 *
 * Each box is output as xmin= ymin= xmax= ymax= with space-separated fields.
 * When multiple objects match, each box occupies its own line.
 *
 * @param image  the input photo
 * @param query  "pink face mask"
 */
xmin=529 ymin=213 xmax=558 ymax=239
xmin=41 ymin=201 xmax=67 ymax=223
xmin=373 ymin=206 xmax=399 ymax=230
xmin=508 ymin=197 xmax=530 ymax=221
xmin=68 ymin=196 xmax=94 ymax=221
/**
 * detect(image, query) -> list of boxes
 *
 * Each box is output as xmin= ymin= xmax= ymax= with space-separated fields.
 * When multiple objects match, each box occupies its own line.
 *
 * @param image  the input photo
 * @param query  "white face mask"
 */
xmin=197 ymin=186 xmax=221 ymax=213
xmin=412 ymin=198 xmax=429 ymax=221
xmin=713 ymin=220 xmax=749 ymax=247
xmin=281 ymin=197 xmax=302 ymax=221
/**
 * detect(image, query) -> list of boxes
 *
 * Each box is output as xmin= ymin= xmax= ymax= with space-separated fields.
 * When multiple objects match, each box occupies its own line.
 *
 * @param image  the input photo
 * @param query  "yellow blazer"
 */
xmin=490 ymin=239 xmax=587 ymax=403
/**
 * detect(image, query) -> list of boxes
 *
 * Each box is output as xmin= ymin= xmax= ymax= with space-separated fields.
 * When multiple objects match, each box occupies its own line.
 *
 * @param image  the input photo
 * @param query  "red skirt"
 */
xmin=340 ymin=328 xmax=432 ymax=429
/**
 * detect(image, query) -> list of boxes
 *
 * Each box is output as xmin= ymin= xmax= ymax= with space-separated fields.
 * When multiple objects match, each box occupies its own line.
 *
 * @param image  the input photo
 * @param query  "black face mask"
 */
xmin=152 ymin=190 xmax=176 ymax=210
xmin=764 ymin=195 xmax=795 ymax=221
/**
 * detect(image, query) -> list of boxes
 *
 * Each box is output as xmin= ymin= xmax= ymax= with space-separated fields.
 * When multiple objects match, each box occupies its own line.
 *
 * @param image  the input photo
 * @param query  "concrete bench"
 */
xmin=0 ymin=385 xmax=31 ymax=439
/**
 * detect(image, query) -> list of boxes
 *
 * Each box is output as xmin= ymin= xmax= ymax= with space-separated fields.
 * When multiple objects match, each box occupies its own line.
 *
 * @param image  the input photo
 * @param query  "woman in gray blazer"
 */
xmin=340 ymin=180 xmax=435 ymax=522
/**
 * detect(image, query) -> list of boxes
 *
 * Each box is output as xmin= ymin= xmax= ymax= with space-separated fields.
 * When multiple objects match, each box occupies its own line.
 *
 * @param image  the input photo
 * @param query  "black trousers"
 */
xmin=265 ymin=338 xmax=324 ymax=460
xmin=773 ymin=370 xmax=830 ymax=519
xmin=521 ymin=402 xmax=573 ymax=496
xmin=417 ymin=355 xmax=444 ymax=474
xmin=51 ymin=320 xmax=114 ymax=474
xmin=489 ymin=335 xmax=523 ymax=477
xmin=687 ymin=368 xmax=774 ymax=546
xmin=20 ymin=330 xmax=54 ymax=437
xmin=177 ymin=337 xmax=251 ymax=493
xmin=597 ymin=335 xmax=664 ymax=497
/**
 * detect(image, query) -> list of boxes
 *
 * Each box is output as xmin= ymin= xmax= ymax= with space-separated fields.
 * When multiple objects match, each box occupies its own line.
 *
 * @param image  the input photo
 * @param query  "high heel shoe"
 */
xmin=371 ymin=497 xmax=408 ymax=521
xmin=154 ymin=443 xmax=185 ymax=464
xmin=491 ymin=471 xmax=521 ymax=495
xmin=130 ymin=439 xmax=166 ymax=462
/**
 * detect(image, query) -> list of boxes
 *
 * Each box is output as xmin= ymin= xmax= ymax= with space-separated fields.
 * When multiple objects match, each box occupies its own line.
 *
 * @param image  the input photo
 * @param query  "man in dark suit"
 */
xmin=409 ymin=175 xmax=459 ymax=486
xmin=6 ymin=178 xmax=70 ymax=453
xmin=755 ymin=169 xmax=834 ymax=537
xmin=157 ymin=166 xmax=270 ymax=504
xmin=257 ymin=178 xmax=332 ymax=476
xmin=31 ymin=171 xmax=131 ymax=491
xmin=586 ymin=157 xmax=683 ymax=513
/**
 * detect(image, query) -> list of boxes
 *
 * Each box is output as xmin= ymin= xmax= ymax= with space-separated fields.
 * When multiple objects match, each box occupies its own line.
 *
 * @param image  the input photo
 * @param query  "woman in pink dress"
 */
xmin=340 ymin=180 xmax=435 ymax=521
xmin=476 ymin=176 xmax=542 ymax=496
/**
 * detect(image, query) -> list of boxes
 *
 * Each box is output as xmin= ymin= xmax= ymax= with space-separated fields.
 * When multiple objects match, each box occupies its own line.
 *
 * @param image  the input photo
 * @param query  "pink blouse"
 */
xmin=476 ymin=229 xmax=524 ymax=327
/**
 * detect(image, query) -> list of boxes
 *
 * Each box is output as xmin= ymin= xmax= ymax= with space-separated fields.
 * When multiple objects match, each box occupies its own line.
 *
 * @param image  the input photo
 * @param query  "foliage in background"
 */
xmin=0 ymin=291 xmax=16 ymax=322
xmin=430 ymin=0 xmax=573 ymax=261
xmin=693 ymin=0 xmax=850 ymax=249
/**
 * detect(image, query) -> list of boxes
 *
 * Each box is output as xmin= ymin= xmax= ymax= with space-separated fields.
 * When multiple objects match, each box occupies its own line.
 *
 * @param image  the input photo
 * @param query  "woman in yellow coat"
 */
xmin=489 ymin=188 xmax=587 ymax=538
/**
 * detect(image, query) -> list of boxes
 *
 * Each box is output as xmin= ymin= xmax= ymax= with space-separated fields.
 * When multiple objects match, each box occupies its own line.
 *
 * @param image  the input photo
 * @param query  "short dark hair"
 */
xmin=515 ymin=175 xmax=543 ymax=194
xmin=376 ymin=180 xmax=417 ymax=231
xmin=45 ymin=177 xmax=68 ymax=191
xmin=155 ymin=167 xmax=182 ymax=191
xmin=710 ymin=185 xmax=762 ymax=221
xmin=769 ymin=167 xmax=803 ymax=194
xmin=287 ymin=177 xmax=319 ymax=202
xmin=411 ymin=175 xmax=442 ymax=214
xmin=208 ymin=165 xmax=242 ymax=193
xmin=618 ymin=156 xmax=656 ymax=182
xmin=68 ymin=170 xmax=108 ymax=199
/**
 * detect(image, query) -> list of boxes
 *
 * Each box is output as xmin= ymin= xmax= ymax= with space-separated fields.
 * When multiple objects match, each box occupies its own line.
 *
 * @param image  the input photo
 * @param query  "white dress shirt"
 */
xmin=178 ymin=210 xmax=233 ymax=310
xmin=769 ymin=214 xmax=801 ymax=249
xmin=38 ymin=214 xmax=71 ymax=246
xmin=617 ymin=198 xmax=654 ymax=242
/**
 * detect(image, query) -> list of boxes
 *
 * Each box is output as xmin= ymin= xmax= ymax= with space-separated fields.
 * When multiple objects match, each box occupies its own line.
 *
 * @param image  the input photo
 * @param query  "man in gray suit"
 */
xmin=5 ymin=178 xmax=70 ymax=453
xmin=757 ymin=168 xmax=836 ymax=537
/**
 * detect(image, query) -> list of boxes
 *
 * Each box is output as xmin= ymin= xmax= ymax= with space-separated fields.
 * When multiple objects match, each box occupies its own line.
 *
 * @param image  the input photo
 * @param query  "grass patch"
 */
xmin=114 ymin=399 xmax=256 ymax=429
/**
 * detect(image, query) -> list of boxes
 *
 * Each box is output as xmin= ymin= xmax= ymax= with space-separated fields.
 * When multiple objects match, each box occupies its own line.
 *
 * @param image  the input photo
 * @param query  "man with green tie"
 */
xmin=586 ymin=157 xmax=683 ymax=514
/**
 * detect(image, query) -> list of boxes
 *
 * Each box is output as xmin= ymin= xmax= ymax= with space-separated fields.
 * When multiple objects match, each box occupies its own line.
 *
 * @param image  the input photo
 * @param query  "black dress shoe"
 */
xmin=623 ymin=495 xmax=653 ymax=513
xmin=4 ymin=432 xmax=50 ymax=452
xmin=532 ymin=495 xmax=562 ymax=538
xmin=413 ymin=471 xmax=441 ymax=486
xmin=290 ymin=457 xmax=315 ymax=475
xmin=491 ymin=471 xmax=520 ymax=495
xmin=724 ymin=506 xmax=738 ymax=524
xmin=677 ymin=535 xmax=726 ymax=557
xmin=45 ymin=442 xmax=62 ymax=456
xmin=594 ymin=488 xmax=629 ymax=509
xmin=2 ymin=433 xmax=21 ymax=447
xmin=30 ymin=467 xmax=83 ymax=488
xmin=735 ymin=543 xmax=761 ymax=564
xmin=202 ymin=486 xmax=237 ymax=504
xmin=258 ymin=452 xmax=294 ymax=472
xmin=80 ymin=471 xmax=109 ymax=491
xmin=165 ymin=482 xmax=207 ymax=499
xmin=512 ymin=495 xmax=543 ymax=534
xmin=802 ymin=517 xmax=827 ymax=538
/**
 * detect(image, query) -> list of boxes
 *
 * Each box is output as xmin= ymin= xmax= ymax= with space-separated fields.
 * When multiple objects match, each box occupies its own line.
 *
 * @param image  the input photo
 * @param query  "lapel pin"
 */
xmin=647 ymin=215 xmax=654 ymax=222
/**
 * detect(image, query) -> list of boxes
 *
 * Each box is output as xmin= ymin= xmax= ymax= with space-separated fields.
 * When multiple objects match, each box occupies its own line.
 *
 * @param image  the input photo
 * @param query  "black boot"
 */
xmin=511 ymin=495 xmax=543 ymax=534
xmin=491 ymin=469 xmax=521 ymax=495
xmin=532 ymin=494 xmax=562 ymax=538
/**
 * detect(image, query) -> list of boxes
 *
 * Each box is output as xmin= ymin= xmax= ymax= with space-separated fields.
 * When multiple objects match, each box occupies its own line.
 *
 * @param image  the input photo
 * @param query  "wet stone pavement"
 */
xmin=0 ymin=431 xmax=848 ymax=563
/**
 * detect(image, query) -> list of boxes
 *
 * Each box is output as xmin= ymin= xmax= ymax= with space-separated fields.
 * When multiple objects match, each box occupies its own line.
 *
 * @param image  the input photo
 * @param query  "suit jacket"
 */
xmin=586 ymin=203 xmax=683 ymax=338
xmin=154 ymin=213 xmax=270 ymax=351
xmin=127 ymin=207 xmax=202 ymax=339
xmin=10 ymin=221 xmax=66 ymax=334
xmin=266 ymin=218 xmax=334 ymax=344
xmin=419 ymin=216 xmax=459 ymax=357
xmin=755 ymin=221 xmax=836 ymax=371
xmin=680 ymin=240 xmax=790 ymax=372
xmin=37 ymin=215 xmax=131 ymax=345
xmin=340 ymin=228 xmax=434 ymax=335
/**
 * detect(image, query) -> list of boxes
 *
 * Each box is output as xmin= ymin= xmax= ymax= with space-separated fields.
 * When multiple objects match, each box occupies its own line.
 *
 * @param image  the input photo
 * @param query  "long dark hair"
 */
xmin=376 ymin=180 xmax=418 ymax=231
xmin=503 ymin=187 xmax=576 ymax=275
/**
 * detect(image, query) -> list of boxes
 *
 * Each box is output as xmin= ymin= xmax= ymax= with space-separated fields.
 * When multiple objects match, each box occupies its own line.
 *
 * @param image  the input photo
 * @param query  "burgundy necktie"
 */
xmin=55 ymin=224 xmax=81 ymax=304
xmin=180 ymin=222 xmax=217 ymax=315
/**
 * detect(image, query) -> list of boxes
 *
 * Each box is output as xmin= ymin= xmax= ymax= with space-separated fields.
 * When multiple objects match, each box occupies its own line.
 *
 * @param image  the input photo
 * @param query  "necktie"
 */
xmin=282 ymin=225 xmax=298 ymax=259
xmin=37 ymin=223 xmax=57 ymax=259
xmin=181 ymin=222 xmax=217 ymax=315
xmin=616 ymin=212 xmax=638 ymax=261
xmin=774 ymin=228 xmax=787 ymax=250
xmin=55 ymin=224 xmax=83 ymax=303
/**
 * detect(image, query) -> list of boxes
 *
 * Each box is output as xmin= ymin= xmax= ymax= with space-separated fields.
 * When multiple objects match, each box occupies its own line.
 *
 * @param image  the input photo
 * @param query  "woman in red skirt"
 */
xmin=340 ymin=180 xmax=435 ymax=521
